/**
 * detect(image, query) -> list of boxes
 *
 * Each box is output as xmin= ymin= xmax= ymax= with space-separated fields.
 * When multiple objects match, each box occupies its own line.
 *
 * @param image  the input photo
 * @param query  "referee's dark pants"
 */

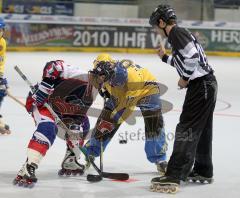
xmin=166 ymin=73 xmax=218 ymax=180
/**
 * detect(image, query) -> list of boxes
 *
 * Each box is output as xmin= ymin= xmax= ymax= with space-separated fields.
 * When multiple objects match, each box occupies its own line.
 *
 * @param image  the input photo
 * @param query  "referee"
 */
xmin=149 ymin=5 xmax=218 ymax=193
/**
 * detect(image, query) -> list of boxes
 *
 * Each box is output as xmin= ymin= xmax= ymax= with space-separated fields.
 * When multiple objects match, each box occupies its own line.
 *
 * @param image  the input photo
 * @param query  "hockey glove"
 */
xmin=33 ymin=81 xmax=54 ymax=107
xmin=93 ymin=119 xmax=115 ymax=141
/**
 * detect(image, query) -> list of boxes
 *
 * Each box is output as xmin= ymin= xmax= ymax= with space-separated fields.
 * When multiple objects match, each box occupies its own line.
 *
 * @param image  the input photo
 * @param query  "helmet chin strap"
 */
xmin=160 ymin=23 xmax=168 ymax=37
xmin=163 ymin=28 xmax=168 ymax=37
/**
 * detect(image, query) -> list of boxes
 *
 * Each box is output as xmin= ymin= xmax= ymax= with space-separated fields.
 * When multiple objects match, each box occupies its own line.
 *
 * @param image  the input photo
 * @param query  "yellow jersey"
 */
xmin=0 ymin=37 xmax=6 ymax=78
xmin=104 ymin=59 xmax=160 ymax=124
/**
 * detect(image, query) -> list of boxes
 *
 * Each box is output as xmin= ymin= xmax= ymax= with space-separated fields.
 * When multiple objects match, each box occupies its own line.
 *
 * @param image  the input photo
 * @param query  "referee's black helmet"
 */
xmin=149 ymin=5 xmax=177 ymax=26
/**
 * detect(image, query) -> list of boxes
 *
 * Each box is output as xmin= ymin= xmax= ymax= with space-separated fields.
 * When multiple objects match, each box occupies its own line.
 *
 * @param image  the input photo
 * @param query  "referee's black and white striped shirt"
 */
xmin=162 ymin=25 xmax=213 ymax=81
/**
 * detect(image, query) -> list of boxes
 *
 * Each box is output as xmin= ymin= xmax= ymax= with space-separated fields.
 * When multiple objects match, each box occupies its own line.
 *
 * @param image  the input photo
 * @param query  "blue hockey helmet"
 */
xmin=109 ymin=62 xmax=128 ymax=86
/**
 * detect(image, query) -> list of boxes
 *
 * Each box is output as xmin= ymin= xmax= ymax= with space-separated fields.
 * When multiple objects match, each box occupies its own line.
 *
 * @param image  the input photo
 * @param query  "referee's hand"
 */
xmin=156 ymin=44 xmax=166 ymax=59
xmin=178 ymin=78 xmax=188 ymax=89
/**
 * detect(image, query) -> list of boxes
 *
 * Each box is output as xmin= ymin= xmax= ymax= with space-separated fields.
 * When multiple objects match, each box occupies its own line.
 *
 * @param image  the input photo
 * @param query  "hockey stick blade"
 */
xmin=102 ymin=172 xmax=129 ymax=180
xmin=87 ymin=158 xmax=129 ymax=181
xmin=87 ymin=174 xmax=103 ymax=183
xmin=87 ymin=172 xmax=129 ymax=182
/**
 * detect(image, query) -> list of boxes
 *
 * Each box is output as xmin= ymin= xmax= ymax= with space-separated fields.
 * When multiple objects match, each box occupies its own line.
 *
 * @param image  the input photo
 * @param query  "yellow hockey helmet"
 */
xmin=93 ymin=53 xmax=114 ymax=68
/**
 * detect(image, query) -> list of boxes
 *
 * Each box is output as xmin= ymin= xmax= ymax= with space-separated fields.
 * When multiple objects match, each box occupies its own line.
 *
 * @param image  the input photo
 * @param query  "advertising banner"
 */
xmin=191 ymin=28 xmax=240 ymax=52
xmin=4 ymin=22 xmax=240 ymax=53
xmin=2 ymin=1 xmax=74 ymax=16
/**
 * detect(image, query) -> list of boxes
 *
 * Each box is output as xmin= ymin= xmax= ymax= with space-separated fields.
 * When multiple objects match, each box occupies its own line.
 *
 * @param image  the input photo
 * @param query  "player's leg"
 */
xmin=151 ymin=76 xmax=217 ymax=192
xmin=138 ymin=94 xmax=168 ymax=175
xmin=13 ymin=106 xmax=57 ymax=187
xmin=58 ymin=141 xmax=85 ymax=176
xmin=0 ymin=78 xmax=10 ymax=134
xmin=188 ymin=77 xmax=217 ymax=183
xmin=57 ymin=118 xmax=89 ymax=176
xmin=150 ymin=85 xmax=201 ymax=193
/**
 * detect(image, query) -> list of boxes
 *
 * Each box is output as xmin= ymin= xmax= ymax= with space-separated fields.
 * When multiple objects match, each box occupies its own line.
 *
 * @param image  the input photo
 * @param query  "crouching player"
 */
xmin=13 ymin=60 xmax=96 ymax=187
xmin=84 ymin=54 xmax=168 ymax=174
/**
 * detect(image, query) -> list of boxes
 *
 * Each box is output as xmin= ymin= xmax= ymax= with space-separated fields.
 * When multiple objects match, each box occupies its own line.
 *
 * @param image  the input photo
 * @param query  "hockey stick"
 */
xmin=86 ymin=140 xmax=129 ymax=182
xmin=6 ymin=90 xmax=25 ymax=107
xmin=87 ymin=138 xmax=104 ymax=182
xmin=14 ymin=65 xmax=129 ymax=182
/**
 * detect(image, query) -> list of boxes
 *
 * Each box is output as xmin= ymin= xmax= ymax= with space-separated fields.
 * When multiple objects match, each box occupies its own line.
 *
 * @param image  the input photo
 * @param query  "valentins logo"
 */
xmin=49 ymin=96 xmax=87 ymax=116
xmin=16 ymin=27 xmax=73 ymax=45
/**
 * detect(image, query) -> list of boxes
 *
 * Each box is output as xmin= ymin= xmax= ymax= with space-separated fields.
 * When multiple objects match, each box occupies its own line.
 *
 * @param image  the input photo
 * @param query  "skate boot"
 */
xmin=58 ymin=147 xmax=85 ymax=176
xmin=187 ymin=170 xmax=213 ymax=184
xmin=150 ymin=176 xmax=180 ymax=194
xmin=13 ymin=162 xmax=38 ymax=188
xmin=0 ymin=115 xmax=10 ymax=134
xmin=156 ymin=161 xmax=168 ymax=176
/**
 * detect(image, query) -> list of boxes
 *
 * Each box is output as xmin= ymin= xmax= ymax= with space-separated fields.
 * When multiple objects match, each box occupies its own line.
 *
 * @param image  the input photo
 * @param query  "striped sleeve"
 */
xmin=171 ymin=28 xmax=200 ymax=81
xmin=178 ymin=42 xmax=199 ymax=80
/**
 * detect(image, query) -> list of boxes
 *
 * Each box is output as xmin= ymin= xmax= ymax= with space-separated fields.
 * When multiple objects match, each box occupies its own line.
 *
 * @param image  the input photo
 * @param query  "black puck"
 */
xmin=119 ymin=139 xmax=127 ymax=144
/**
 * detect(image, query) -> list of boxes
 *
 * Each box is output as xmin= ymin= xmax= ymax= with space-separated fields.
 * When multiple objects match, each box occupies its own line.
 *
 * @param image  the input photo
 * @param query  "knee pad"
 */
xmin=28 ymin=122 xmax=58 ymax=156
xmin=143 ymin=109 xmax=164 ymax=139
xmin=32 ymin=121 xmax=58 ymax=147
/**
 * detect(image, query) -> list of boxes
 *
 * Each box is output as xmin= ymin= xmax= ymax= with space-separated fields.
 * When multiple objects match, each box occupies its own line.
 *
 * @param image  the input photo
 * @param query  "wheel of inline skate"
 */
xmin=66 ymin=170 xmax=72 ymax=176
xmin=58 ymin=169 xmax=65 ymax=176
xmin=169 ymin=186 xmax=177 ymax=194
xmin=23 ymin=180 xmax=34 ymax=188
xmin=18 ymin=180 xmax=24 ymax=186
xmin=13 ymin=176 xmax=22 ymax=185
xmin=162 ymin=186 xmax=169 ymax=193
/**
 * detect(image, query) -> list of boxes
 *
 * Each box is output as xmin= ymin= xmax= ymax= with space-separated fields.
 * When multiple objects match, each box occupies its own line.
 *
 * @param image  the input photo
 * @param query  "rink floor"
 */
xmin=0 ymin=52 xmax=239 ymax=198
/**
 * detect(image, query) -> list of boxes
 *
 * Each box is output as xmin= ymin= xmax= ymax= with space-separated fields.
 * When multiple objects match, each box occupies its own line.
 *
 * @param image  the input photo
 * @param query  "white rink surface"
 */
xmin=0 ymin=52 xmax=240 ymax=198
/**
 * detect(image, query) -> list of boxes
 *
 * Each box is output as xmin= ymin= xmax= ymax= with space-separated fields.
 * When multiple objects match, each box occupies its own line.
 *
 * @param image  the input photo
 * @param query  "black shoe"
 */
xmin=151 ymin=175 xmax=180 ymax=185
xmin=150 ymin=176 xmax=180 ymax=194
xmin=187 ymin=171 xmax=213 ymax=184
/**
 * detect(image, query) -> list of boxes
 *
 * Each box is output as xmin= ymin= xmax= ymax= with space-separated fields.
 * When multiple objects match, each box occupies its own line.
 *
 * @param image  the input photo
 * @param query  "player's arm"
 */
xmin=0 ymin=56 xmax=4 ymax=78
xmin=0 ymin=38 xmax=8 ymax=96
xmin=164 ymin=29 xmax=199 ymax=81
xmin=0 ymin=37 xmax=6 ymax=78
xmin=33 ymin=60 xmax=64 ymax=107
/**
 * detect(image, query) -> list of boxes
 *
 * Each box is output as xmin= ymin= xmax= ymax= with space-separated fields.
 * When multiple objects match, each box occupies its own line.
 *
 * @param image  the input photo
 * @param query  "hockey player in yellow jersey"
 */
xmin=84 ymin=53 xmax=168 ymax=174
xmin=0 ymin=18 xmax=10 ymax=135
